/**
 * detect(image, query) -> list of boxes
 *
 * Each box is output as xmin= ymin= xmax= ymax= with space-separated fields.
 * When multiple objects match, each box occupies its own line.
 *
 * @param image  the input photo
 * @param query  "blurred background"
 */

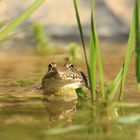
xmin=0 ymin=0 xmax=136 ymax=86
xmin=0 ymin=1 xmax=140 ymax=140
xmin=0 ymin=0 xmax=134 ymax=49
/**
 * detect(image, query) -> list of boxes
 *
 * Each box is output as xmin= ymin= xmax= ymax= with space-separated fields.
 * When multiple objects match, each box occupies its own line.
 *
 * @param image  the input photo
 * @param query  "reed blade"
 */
xmin=0 ymin=0 xmax=45 ymax=42
xmin=119 ymin=10 xmax=135 ymax=100
xmin=89 ymin=0 xmax=96 ymax=100
xmin=135 ymin=0 xmax=140 ymax=89
xmin=73 ymin=0 xmax=90 ymax=74
xmin=73 ymin=0 xmax=92 ymax=98
xmin=90 ymin=0 xmax=105 ymax=101
xmin=95 ymin=36 xmax=105 ymax=101
xmin=108 ymin=66 xmax=124 ymax=100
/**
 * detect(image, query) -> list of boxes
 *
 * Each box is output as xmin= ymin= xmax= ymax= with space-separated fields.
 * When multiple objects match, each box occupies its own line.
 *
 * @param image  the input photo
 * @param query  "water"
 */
xmin=0 ymin=97 xmax=139 ymax=140
xmin=0 ymin=42 xmax=140 ymax=140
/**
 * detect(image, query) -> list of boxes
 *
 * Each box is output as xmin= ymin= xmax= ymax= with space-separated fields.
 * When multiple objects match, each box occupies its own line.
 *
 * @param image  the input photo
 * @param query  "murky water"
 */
xmin=0 ymin=41 xmax=140 ymax=140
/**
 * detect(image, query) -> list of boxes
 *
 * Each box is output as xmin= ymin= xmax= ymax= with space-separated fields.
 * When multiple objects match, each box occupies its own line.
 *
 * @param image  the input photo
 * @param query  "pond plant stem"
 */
xmin=135 ymin=0 xmax=140 ymax=89
xmin=89 ymin=0 xmax=97 ymax=101
xmin=73 ymin=0 xmax=105 ymax=102
xmin=0 ymin=0 xmax=45 ymax=42
xmin=119 ymin=0 xmax=140 ymax=100
xmin=119 ymin=31 xmax=134 ymax=100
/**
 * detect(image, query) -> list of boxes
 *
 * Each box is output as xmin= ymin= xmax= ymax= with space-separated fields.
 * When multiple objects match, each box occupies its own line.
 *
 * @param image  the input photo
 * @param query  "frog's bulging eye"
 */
xmin=68 ymin=64 xmax=76 ymax=72
xmin=47 ymin=64 xmax=52 ymax=72
xmin=48 ymin=63 xmax=57 ymax=72
xmin=48 ymin=64 xmax=52 ymax=68
xmin=70 ymin=64 xmax=74 ymax=68
xmin=48 ymin=63 xmax=54 ymax=71
xmin=68 ymin=64 xmax=74 ymax=69
xmin=65 ymin=64 xmax=74 ymax=68
xmin=48 ymin=62 xmax=57 ymax=68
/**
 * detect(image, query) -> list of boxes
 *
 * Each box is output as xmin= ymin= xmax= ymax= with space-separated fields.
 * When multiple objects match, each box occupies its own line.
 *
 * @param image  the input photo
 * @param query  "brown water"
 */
xmin=0 ymin=41 xmax=140 ymax=140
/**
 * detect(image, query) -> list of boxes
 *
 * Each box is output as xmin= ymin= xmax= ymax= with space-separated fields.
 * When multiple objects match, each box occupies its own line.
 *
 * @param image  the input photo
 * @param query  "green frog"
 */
xmin=41 ymin=62 xmax=89 ymax=98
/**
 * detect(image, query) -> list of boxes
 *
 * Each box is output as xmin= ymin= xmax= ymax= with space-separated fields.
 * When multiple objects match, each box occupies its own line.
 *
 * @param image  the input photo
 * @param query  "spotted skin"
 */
xmin=41 ymin=63 xmax=89 ymax=93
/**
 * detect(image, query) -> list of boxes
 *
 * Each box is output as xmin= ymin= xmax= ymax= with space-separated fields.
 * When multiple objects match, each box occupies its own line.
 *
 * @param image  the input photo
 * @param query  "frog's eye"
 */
xmin=48 ymin=63 xmax=53 ymax=71
xmin=69 ymin=64 xmax=76 ymax=72
xmin=67 ymin=64 xmax=74 ymax=69
xmin=70 ymin=64 xmax=74 ymax=68
xmin=48 ymin=64 xmax=52 ymax=68
xmin=48 ymin=62 xmax=56 ymax=68
xmin=65 ymin=64 xmax=74 ymax=68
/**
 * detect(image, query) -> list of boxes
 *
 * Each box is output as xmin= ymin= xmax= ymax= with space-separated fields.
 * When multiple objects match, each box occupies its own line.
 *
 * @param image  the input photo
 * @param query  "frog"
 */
xmin=41 ymin=62 xmax=89 ymax=98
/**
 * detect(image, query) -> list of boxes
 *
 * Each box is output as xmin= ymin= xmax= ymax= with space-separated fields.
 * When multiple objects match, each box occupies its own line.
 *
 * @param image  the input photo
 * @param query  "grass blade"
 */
xmin=135 ymin=0 xmax=140 ymax=89
xmin=73 ymin=0 xmax=105 ymax=101
xmin=90 ymin=0 xmax=105 ymax=101
xmin=89 ymin=0 xmax=96 ymax=100
xmin=95 ymin=35 xmax=105 ymax=101
xmin=92 ymin=21 xmax=105 ymax=101
xmin=0 ymin=0 xmax=45 ymax=42
xmin=73 ymin=0 xmax=90 ymax=78
xmin=108 ymin=66 xmax=124 ymax=100
xmin=119 ymin=10 xmax=135 ymax=100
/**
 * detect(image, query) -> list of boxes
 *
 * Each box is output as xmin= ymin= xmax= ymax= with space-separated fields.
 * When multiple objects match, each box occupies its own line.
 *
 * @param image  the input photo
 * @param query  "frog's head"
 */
xmin=41 ymin=62 xmax=84 ymax=91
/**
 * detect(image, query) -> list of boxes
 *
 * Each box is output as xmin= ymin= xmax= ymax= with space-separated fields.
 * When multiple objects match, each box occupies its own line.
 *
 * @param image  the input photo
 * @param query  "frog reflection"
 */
xmin=42 ymin=96 xmax=77 ymax=123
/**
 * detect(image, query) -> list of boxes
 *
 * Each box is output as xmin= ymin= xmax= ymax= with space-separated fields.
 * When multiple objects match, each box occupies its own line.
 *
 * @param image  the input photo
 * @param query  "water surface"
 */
xmin=0 ymin=41 xmax=140 ymax=140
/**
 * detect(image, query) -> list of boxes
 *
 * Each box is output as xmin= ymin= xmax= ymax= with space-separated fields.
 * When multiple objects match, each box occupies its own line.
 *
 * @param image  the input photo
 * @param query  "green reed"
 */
xmin=90 ymin=0 xmax=105 ymax=101
xmin=0 ymin=0 xmax=45 ymax=42
xmin=118 ymin=12 xmax=135 ymax=100
xmin=73 ymin=0 xmax=140 ymax=102
xmin=73 ymin=0 xmax=105 ymax=101
xmin=73 ymin=0 xmax=89 ymax=69
xmin=135 ymin=0 xmax=140 ymax=89
xmin=32 ymin=23 xmax=50 ymax=55
xmin=73 ymin=0 xmax=91 ymax=94
xmin=89 ymin=1 xmax=97 ymax=100
xmin=119 ymin=0 xmax=140 ymax=100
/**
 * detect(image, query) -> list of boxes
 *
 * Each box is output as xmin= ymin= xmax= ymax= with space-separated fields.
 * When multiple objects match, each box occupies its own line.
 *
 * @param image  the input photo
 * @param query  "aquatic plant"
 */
xmin=9 ymin=77 xmax=33 ymax=87
xmin=32 ymin=23 xmax=51 ymax=55
xmin=73 ymin=0 xmax=105 ymax=102
xmin=135 ymin=0 xmax=140 ymax=89
xmin=68 ymin=43 xmax=80 ymax=62
xmin=117 ymin=0 xmax=140 ymax=99
xmin=0 ymin=20 xmax=9 ymax=29
xmin=0 ymin=0 xmax=45 ymax=42
xmin=47 ymin=1 xmax=140 ymax=137
xmin=73 ymin=0 xmax=140 ymax=102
